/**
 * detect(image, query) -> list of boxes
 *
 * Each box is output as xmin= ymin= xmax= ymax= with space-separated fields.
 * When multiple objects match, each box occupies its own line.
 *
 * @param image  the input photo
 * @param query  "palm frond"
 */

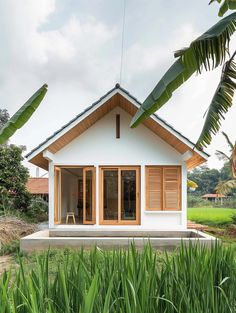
xmin=196 ymin=58 xmax=236 ymax=148
xmin=215 ymin=150 xmax=230 ymax=161
xmin=209 ymin=0 xmax=236 ymax=17
xmin=231 ymin=148 xmax=236 ymax=178
xmin=175 ymin=12 xmax=236 ymax=73
xmin=130 ymin=12 xmax=236 ymax=128
xmin=130 ymin=58 xmax=195 ymax=127
xmin=187 ymin=179 xmax=198 ymax=189
xmin=222 ymin=131 xmax=234 ymax=150
xmin=216 ymin=179 xmax=236 ymax=194
xmin=0 ymin=84 xmax=48 ymax=144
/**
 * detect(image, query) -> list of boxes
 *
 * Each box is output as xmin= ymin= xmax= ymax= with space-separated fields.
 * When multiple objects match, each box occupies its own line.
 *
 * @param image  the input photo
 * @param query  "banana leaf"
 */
xmin=130 ymin=12 xmax=236 ymax=133
xmin=0 ymin=84 xmax=48 ymax=144
xmin=187 ymin=179 xmax=198 ymax=189
xmin=196 ymin=58 xmax=236 ymax=148
xmin=209 ymin=0 xmax=236 ymax=17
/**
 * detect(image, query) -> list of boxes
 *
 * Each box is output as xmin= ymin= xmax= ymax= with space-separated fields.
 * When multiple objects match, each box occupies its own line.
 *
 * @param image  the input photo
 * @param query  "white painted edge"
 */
xmin=21 ymin=229 xmax=217 ymax=241
xmin=43 ymin=150 xmax=54 ymax=161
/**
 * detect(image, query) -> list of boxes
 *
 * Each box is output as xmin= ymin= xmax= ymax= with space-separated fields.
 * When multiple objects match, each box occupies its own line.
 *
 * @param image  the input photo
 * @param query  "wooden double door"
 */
xmin=100 ymin=166 xmax=140 ymax=225
xmin=54 ymin=165 xmax=140 ymax=225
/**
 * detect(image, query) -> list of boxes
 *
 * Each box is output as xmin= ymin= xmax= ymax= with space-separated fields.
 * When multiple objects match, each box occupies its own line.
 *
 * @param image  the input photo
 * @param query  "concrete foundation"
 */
xmin=20 ymin=229 xmax=217 ymax=252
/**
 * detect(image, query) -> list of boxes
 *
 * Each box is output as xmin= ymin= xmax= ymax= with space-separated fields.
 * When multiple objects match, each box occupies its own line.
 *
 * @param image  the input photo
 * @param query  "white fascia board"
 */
xmin=43 ymin=150 xmax=54 ymax=161
xmin=117 ymin=89 xmax=209 ymax=161
xmin=27 ymin=88 xmax=118 ymax=161
xmin=182 ymin=150 xmax=193 ymax=161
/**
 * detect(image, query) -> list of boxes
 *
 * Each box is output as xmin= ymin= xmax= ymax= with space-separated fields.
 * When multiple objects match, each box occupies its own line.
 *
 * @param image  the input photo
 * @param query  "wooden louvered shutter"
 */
xmin=146 ymin=167 xmax=162 ymax=210
xmin=163 ymin=167 xmax=181 ymax=210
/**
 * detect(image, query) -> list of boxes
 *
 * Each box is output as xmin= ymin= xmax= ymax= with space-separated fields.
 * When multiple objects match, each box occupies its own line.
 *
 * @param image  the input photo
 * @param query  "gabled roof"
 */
xmin=26 ymin=84 xmax=209 ymax=170
xmin=26 ymin=178 xmax=48 ymax=194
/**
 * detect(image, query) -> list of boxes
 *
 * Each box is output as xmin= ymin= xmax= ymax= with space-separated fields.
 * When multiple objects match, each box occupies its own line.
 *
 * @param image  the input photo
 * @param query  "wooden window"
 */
xmin=163 ymin=167 xmax=181 ymax=210
xmin=146 ymin=167 xmax=162 ymax=210
xmin=146 ymin=166 xmax=181 ymax=211
xmin=116 ymin=114 xmax=120 ymax=138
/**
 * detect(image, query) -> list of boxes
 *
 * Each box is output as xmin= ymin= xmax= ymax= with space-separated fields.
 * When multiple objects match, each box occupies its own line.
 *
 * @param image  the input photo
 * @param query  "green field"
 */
xmin=188 ymin=207 xmax=236 ymax=226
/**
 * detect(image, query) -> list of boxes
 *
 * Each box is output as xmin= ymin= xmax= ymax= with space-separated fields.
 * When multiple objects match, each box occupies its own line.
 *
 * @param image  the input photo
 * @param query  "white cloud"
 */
xmin=124 ymin=23 xmax=199 ymax=84
xmin=1 ymin=0 xmax=235 ymax=174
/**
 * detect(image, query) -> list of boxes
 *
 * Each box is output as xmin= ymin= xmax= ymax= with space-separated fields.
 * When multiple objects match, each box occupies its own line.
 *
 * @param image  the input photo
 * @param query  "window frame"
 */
xmin=99 ymin=166 xmax=141 ymax=225
xmin=145 ymin=165 xmax=182 ymax=211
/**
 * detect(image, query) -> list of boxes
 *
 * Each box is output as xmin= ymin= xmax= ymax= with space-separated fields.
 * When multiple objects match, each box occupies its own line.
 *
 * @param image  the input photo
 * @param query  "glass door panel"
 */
xmin=101 ymin=167 xmax=140 ymax=225
xmin=121 ymin=170 xmax=136 ymax=221
xmin=83 ymin=167 xmax=96 ymax=224
xmin=103 ymin=170 xmax=118 ymax=221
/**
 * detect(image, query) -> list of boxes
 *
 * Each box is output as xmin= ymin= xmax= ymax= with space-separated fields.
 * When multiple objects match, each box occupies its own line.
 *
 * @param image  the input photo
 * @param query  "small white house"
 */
xmin=26 ymin=84 xmax=208 ymax=230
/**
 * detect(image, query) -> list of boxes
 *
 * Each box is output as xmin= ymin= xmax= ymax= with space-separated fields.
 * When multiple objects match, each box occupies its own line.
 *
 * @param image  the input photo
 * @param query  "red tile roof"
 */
xmin=26 ymin=178 xmax=48 ymax=194
xmin=202 ymin=193 xmax=226 ymax=198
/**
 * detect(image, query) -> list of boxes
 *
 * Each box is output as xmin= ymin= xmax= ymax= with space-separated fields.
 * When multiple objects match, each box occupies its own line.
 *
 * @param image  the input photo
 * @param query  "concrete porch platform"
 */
xmin=20 ymin=229 xmax=217 ymax=252
xmin=49 ymin=228 xmax=207 ymax=238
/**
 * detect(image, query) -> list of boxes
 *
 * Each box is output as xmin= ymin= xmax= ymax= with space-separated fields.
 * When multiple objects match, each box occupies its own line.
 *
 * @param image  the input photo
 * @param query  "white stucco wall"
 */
xmin=48 ymin=106 xmax=188 ymax=230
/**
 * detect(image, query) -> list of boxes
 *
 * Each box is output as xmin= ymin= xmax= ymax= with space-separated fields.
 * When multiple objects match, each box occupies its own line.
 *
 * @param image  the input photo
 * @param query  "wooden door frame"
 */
xmin=83 ymin=167 xmax=96 ymax=225
xmin=53 ymin=165 xmax=96 ymax=225
xmin=99 ymin=166 xmax=140 ymax=225
xmin=54 ymin=166 xmax=61 ymax=224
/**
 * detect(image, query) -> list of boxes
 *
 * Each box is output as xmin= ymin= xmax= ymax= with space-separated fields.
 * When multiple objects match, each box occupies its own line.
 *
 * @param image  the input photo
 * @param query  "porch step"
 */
xmin=49 ymin=229 xmax=200 ymax=238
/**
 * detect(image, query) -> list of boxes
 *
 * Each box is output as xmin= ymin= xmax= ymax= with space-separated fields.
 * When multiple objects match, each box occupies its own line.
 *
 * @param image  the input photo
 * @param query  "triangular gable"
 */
xmin=26 ymin=84 xmax=209 ymax=170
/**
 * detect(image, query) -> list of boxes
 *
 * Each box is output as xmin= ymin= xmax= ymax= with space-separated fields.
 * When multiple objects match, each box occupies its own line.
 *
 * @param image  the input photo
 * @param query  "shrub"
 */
xmin=26 ymin=197 xmax=48 ymax=222
xmin=0 ymin=186 xmax=14 ymax=213
xmin=0 ymin=240 xmax=20 ymax=256
xmin=231 ymin=213 xmax=236 ymax=225
xmin=214 ymin=197 xmax=236 ymax=209
xmin=187 ymin=194 xmax=236 ymax=209
xmin=187 ymin=194 xmax=210 ymax=208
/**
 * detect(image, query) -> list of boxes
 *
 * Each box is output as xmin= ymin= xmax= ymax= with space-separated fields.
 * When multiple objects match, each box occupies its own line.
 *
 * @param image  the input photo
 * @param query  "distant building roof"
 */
xmin=202 ymin=193 xmax=226 ymax=198
xmin=26 ymin=178 xmax=48 ymax=194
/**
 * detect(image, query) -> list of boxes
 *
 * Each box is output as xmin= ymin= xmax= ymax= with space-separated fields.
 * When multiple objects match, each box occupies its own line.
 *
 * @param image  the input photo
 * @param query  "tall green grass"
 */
xmin=0 ymin=243 xmax=236 ymax=312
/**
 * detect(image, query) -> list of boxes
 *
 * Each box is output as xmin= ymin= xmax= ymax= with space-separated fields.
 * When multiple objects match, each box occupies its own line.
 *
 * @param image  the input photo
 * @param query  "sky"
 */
xmin=1 ymin=0 xmax=236 ymax=176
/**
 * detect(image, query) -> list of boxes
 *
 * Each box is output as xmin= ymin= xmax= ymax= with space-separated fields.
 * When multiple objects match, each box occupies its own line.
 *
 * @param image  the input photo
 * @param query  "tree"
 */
xmin=0 ymin=144 xmax=31 ymax=213
xmin=0 ymin=84 xmax=48 ymax=144
xmin=0 ymin=109 xmax=9 ymax=129
xmin=188 ymin=165 xmax=221 ymax=195
xmin=0 ymin=108 xmax=31 ymax=214
xmin=215 ymin=132 xmax=236 ymax=194
xmin=130 ymin=3 xmax=236 ymax=149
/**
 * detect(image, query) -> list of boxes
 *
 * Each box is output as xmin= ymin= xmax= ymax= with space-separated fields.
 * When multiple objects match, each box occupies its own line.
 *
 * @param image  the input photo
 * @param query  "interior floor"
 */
xmin=60 ymin=216 xmax=83 ymax=225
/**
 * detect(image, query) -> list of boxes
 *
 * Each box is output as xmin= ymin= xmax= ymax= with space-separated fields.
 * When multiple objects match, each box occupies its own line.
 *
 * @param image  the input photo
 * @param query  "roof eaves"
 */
xmin=26 ymin=83 xmax=209 ymax=160
xmin=26 ymin=85 xmax=118 ymax=158
xmin=117 ymin=86 xmax=209 ymax=159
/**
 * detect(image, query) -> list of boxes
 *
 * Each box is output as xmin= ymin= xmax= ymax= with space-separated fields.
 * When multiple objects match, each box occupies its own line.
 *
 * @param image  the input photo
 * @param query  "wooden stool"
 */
xmin=66 ymin=212 xmax=76 ymax=224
